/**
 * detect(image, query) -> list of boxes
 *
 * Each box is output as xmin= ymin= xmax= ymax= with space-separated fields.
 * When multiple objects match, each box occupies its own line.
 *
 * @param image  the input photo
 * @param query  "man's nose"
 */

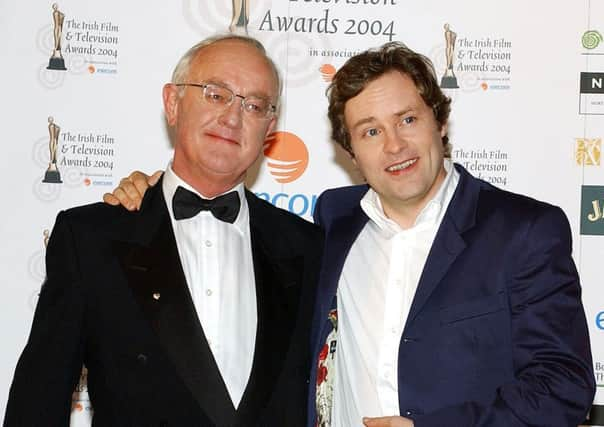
xmin=383 ymin=130 xmax=407 ymax=154
xmin=217 ymin=99 xmax=244 ymax=128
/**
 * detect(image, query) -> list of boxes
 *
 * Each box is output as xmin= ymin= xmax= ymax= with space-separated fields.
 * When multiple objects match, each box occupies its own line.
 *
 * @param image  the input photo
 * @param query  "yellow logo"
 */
xmin=576 ymin=138 xmax=601 ymax=166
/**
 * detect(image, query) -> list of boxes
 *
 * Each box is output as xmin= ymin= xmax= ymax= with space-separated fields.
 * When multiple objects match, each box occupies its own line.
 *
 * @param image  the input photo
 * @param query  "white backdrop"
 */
xmin=1 ymin=0 xmax=603 ymax=425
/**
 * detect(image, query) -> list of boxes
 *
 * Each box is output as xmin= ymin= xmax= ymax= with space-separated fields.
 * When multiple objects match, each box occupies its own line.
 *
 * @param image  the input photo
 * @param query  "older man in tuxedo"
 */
xmin=5 ymin=35 xmax=322 ymax=427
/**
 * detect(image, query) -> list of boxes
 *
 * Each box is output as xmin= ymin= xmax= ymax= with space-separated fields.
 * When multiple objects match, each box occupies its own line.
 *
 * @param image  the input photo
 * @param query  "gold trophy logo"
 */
xmin=440 ymin=23 xmax=459 ymax=89
xmin=230 ymin=0 xmax=249 ymax=35
xmin=43 ymin=116 xmax=63 ymax=183
xmin=47 ymin=3 xmax=67 ymax=71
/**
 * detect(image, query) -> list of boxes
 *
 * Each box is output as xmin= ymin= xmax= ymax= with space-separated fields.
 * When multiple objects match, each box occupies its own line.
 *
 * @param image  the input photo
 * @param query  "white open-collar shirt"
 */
xmin=332 ymin=160 xmax=459 ymax=426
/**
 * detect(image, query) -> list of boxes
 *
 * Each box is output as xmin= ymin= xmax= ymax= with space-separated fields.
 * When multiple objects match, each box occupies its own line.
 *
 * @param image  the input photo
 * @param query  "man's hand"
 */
xmin=102 ymin=170 xmax=162 ymax=211
xmin=363 ymin=416 xmax=414 ymax=427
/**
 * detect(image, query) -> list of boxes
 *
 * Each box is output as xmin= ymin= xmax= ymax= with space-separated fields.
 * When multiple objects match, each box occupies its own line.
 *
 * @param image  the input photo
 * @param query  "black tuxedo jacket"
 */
xmin=5 ymin=182 xmax=323 ymax=427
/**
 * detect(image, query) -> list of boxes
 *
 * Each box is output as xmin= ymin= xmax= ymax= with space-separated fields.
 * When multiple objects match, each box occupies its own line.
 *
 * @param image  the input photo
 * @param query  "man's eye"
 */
xmin=205 ymin=91 xmax=227 ymax=104
xmin=365 ymin=128 xmax=380 ymax=137
xmin=401 ymin=116 xmax=416 ymax=125
xmin=244 ymin=101 xmax=263 ymax=113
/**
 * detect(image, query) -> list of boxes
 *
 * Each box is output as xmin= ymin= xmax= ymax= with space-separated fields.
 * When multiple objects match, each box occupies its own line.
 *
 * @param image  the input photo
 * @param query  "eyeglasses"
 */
xmin=175 ymin=82 xmax=277 ymax=119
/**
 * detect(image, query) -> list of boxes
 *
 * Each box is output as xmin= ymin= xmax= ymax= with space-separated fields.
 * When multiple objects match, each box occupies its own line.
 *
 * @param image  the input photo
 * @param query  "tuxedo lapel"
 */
xmin=405 ymin=164 xmax=481 ymax=326
xmin=235 ymin=191 xmax=307 ymax=422
xmin=113 ymin=182 xmax=236 ymax=426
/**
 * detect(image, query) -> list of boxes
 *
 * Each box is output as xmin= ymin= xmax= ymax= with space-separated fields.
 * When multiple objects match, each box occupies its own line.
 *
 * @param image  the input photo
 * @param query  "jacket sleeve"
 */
xmin=4 ymin=211 xmax=86 ymax=426
xmin=313 ymin=191 xmax=326 ymax=227
xmin=414 ymin=206 xmax=595 ymax=427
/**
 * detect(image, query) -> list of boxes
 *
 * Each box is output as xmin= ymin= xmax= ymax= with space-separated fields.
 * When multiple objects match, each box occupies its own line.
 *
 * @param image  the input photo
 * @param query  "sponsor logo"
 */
xmin=581 ymin=72 xmax=604 ymax=94
xmin=258 ymin=131 xmax=317 ymax=218
xmin=319 ymin=64 xmax=336 ymax=82
xmin=229 ymin=0 xmax=250 ymax=35
xmin=264 ymin=131 xmax=309 ymax=184
xmin=46 ymin=3 xmax=68 ymax=71
xmin=39 ymin=2 xmax=120 ymax=86
xmin=436 ymin=24 xmax=513 ymax=92
xmin=582 ymin=30 xmax=603 ymax=50
xmin=585 ymin=404 xmax=604 ymax=425
xmin=33 ymin=116 xmax=117 ymax=201
xmin=440 ymin=23 xmax=460 ymax=89
xmin=42 ymin=116 xmax=63 ymax=184
xmin=597 ymin=312 xmax=604 ymax=330
xmin=580 ymin=186 xmax=604 ymax=235
xmin=255 ymin=191 xmax=318 ymax=218
xmin=71 ymin=367 xmax=93 ymax=415
xmin=575 ymin=138 xmax=601 ymax=166
xmin=579 ymin=72 xmax=604 ymax=115
xmin=453 ymin=147 xmax=510 ymax=186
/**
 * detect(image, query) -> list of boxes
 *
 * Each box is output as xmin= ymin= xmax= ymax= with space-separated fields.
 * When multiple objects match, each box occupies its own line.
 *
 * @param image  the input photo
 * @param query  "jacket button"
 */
xmin=404 ymin=410 xmax=413 ymax=416
xmin=137 ymin=353 xmax=147 ymax=364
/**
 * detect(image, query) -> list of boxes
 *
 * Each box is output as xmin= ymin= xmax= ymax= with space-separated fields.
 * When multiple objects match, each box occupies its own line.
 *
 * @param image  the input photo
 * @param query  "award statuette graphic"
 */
xmin=47 ymin=3 xmax=67 ymax=71
xmin=441 ymin=23 xmax=459 ymax=89
xmin=43 ymin=229 xmax=50 ymax=248
xmin=230 ymin=0 xmax=249 ymax=35
xmin=43 ymin=116 xmax=63 ymax=183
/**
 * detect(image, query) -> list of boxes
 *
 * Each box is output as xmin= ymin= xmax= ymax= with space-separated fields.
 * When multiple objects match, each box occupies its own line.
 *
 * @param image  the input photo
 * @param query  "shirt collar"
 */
xmin=360 ymin=159 xmax=459 ymax=235
xmin=162 ymin=162 xmax=249 ymax=235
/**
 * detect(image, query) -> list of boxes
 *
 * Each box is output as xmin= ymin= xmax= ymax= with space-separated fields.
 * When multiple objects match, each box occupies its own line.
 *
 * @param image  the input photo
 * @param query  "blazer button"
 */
xmin=404 ymin=410 xmax=413 ymax=416
xmin=137 ymin=353 xmax=147 ymax=364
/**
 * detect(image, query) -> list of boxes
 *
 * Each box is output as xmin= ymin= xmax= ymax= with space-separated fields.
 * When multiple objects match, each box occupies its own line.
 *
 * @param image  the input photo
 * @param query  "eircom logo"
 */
xmin=597 ymin=311 xmax=604 ymax=330
xmin=264 ymin=131 xmax=309 ymax=183
xmin=257 ymin=131 xmax=317 ymax=218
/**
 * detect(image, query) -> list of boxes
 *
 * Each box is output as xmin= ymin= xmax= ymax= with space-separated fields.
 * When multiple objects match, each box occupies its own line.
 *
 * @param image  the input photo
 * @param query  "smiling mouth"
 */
xmin=206 ymin=132 xmax=239 ymax=145
xmin=386 ymin=158 xmax=418 ymax=172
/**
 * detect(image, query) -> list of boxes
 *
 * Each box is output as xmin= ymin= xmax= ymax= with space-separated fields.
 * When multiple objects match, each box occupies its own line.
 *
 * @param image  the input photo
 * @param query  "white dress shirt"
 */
xmin=332 ymin=160 xmax=459 ymax=426
xmin=162 ymin=164 xmax=257 ymax=409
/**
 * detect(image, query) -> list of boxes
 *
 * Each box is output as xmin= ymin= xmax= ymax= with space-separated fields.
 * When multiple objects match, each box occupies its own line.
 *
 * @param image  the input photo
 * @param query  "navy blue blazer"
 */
xmin=308 ymin=164 xmax=595 ymax=426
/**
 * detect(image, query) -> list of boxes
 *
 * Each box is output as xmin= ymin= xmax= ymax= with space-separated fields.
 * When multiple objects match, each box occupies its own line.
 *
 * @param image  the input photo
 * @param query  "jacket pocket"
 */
xmin=439 ymin=292 xmax=506 ymax=325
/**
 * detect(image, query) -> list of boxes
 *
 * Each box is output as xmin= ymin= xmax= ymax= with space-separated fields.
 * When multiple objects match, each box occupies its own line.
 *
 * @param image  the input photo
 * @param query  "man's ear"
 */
xmin=163 ymin=84 xmax=179 ymax=126
xmin=349 ymin=146 xmax=357 ymax=164
xmin=264 ymin=116 xmax=277 ymax=139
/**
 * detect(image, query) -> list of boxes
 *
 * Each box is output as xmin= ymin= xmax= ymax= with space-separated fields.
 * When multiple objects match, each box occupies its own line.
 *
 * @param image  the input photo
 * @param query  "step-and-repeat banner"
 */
xmin=1 ymin=1 xmax=603 ymax=425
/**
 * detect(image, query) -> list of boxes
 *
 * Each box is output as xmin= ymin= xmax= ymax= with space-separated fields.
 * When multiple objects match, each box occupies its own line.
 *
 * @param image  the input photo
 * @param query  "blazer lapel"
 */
xmin=405 ymin=164 xmax=481 ymax=326
xmin=309 ymin=201 xmax=369 ymax=385
xmin=316 ymin=204 xmax=369 ymax=333
xmin=113 ymin=182 xmax=236 ymax=426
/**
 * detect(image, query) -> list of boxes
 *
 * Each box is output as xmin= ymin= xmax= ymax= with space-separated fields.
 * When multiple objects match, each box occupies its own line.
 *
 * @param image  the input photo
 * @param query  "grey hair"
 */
xmin=171 ymin=34 xmax=282 ymax=104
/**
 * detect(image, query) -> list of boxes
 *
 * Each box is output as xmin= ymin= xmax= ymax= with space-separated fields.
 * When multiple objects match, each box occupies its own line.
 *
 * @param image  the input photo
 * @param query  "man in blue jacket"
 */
xmin=308 ymin=41 xmax=595 ymax=427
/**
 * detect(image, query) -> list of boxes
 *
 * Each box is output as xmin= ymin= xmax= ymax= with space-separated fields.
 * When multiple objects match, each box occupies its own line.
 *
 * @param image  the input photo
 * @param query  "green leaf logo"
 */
xmin=582 ymin=30 xmax=603 ymax=49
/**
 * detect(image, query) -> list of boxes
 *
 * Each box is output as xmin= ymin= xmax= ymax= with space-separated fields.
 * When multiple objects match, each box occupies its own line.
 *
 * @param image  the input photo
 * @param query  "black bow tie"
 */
xmin=172 ymin=186 xmax=240 ymax=223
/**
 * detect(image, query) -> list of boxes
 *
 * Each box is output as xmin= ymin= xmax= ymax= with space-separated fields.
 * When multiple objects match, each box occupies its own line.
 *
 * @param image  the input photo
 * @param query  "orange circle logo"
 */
xmin=319 ymin=64 xmax=336 ymax=82
xmin=264 ymin=131 xmax=309 ymax=184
